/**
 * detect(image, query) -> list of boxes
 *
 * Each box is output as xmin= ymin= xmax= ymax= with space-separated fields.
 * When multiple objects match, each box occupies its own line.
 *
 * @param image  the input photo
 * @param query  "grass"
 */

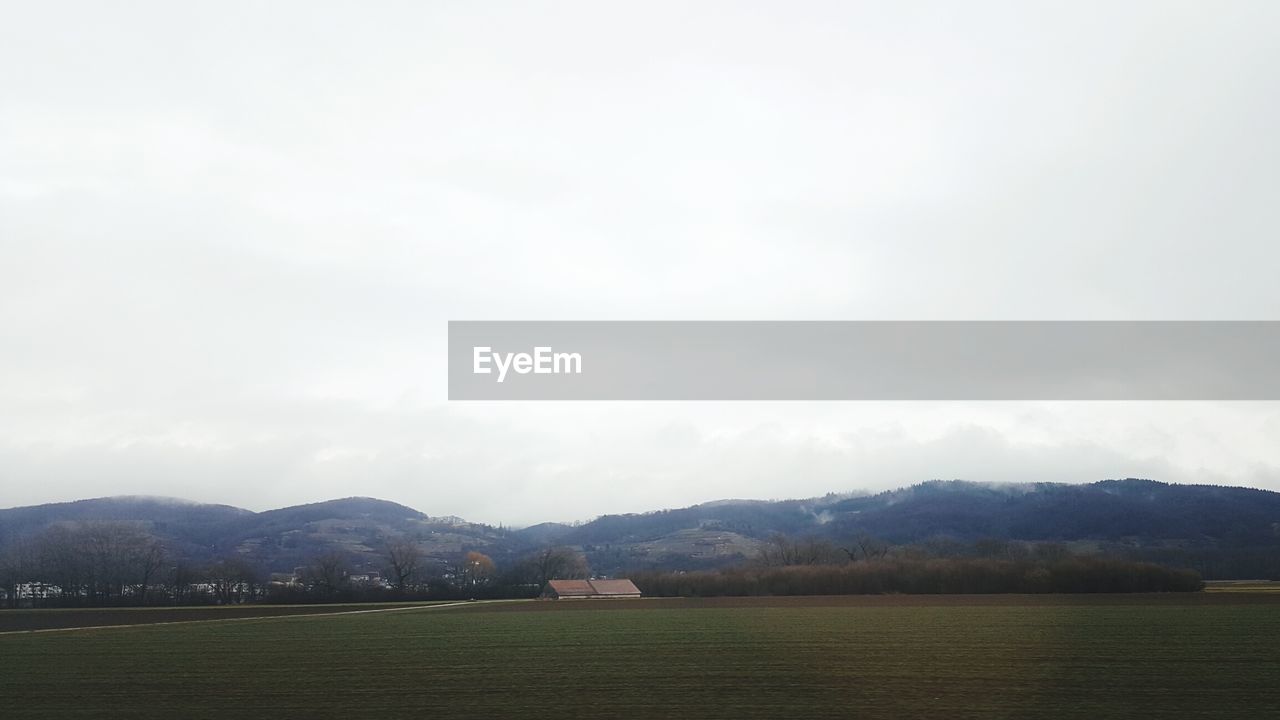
xmin=2 ymin=595 xmax=1278 ymax=719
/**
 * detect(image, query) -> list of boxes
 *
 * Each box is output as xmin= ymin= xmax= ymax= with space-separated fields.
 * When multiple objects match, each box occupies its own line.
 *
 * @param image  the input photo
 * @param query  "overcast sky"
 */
xmin=2 ymin=2 xmax=1279 ymax=524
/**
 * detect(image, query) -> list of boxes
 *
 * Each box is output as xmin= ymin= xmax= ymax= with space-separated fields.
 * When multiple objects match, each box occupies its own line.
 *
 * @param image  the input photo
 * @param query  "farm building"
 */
xmin=541 ymin=578 xmax=641 ymax=599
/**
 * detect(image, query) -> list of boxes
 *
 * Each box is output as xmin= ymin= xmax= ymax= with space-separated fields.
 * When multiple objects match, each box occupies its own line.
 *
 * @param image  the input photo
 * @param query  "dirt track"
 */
xmin=7 ymin=592 xmax=1279 ymax=632
xmin=446 ymin=592 xmax=1280 ymax=614
xmin=0 ymin=601 xmax=473 ymax=634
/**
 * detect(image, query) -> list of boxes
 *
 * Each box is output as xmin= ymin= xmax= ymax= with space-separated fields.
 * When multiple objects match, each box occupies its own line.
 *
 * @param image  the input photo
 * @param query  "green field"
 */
xmin=2 ymin=595 xmax=1278 ymax=719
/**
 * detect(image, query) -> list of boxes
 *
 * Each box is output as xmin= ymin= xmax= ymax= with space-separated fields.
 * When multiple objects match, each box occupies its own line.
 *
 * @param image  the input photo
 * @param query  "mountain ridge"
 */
xmin=2 ymin=479 xmax=1278 ymax=578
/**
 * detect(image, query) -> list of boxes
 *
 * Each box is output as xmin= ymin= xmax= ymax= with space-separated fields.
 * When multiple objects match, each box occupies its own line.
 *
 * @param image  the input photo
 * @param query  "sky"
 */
xmin=2 ymin=1 xmax=1279 ymax=525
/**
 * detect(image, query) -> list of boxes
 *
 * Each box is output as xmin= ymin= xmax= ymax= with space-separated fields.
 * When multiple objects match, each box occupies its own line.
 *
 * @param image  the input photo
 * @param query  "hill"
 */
xmin=521 ymin=479 xmax=1280 ymax=577
xmin=821 ymin=479 xmax=1280 ymax=545
xmin=0 ymin=496 xmax=250 ymax=551
xmin=2 ymin=479 xmax=1278 ymax=578
xmin=0 ymin=496 xmax=518 ymax=574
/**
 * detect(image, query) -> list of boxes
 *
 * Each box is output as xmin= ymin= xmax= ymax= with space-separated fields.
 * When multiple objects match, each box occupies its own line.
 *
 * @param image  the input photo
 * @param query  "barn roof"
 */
xmin=587 ymin=579 xmax=641 ymax=596
xmin=544 ymin=578 xmax=642 ymax=597
xmin=546 ymin=579 xmax=596 ymax=596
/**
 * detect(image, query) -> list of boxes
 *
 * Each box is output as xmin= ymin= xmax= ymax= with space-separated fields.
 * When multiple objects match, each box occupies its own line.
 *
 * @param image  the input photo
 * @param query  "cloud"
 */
xmin=2 ymin=2 xmax=1280 ymax=520
xmin=2 ymin=400 xmax=1277 ymax=525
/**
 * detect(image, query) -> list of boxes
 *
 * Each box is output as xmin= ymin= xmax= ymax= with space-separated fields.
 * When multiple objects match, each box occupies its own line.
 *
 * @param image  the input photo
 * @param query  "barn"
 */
xmin=541 ymin=578 xmax=642 ymax=599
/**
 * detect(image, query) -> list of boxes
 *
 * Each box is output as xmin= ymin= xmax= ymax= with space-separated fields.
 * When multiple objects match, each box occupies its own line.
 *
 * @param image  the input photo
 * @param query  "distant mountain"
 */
xmin=515 ymin=479 xmax=1280 ymax=577
xmin=0 ymin=496 xmax=250 ymax=547
xmin=0 ymin=495 xmax=517 ymax=574
xmin=820 ymin=479 xmax=1280 ymax=546
xmin=514 ymin=522 xmax=575 ymax=545
xmin=2 ymin=479 xmax=1278 ymax=578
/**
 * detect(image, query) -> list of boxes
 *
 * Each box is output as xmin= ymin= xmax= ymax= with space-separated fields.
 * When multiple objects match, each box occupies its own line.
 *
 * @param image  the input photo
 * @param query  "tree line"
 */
xmin=2 ymin=522 xmax=1207 ymax=607
xmin=630 ymin=534 xmax=1204 ymax=596
xmin=0 ymin=521 xmax=593 ymax=608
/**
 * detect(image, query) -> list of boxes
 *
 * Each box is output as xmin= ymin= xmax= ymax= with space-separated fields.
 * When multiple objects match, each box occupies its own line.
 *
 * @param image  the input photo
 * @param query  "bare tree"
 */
xmin=206 ymin=557 xmax=260 ymax=605
xmin=1033 ymin=542 xmax=1069 ymax=562
xmin=302 ymin=552 xmax=351 ymax=600
xmin=36 ymin=524 xmax=86 ymax=605
xmin=131 ymin=538 xmax=166 ymax=606
xmin=168 ymin=560 xmax=200 ymax=605
xmin=32 ymin=521 xmax=166 ymax=606
xmin=524 ymin=546 xmax=589 ymax=586
xmin=382 ymin=537 xmax=423 ymax=593
xmin=0 ymin=540 xmax=34 ymax=608
xmin=841 ymin=533 xmax=890 ymax=562
xmin=759 ymin=534 xmax=843 ymax=566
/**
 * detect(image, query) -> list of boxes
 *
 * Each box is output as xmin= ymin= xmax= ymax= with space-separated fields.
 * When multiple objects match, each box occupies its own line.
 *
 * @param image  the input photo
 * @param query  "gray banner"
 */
xmin=447 ymin=321 xmax=1280 ymax=400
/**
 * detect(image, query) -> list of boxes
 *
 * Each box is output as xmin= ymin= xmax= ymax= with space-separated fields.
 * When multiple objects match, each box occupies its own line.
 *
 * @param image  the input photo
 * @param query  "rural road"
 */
xmin=0 ymin=600 xmax=520 ymax=636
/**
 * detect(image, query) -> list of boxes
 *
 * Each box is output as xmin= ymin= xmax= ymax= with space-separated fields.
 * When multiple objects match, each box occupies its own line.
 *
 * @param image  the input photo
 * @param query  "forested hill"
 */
xmin=2 ymin=479 xmax=1278 ymax=578
xmin=821 ymin=479 xmax=1280 ymax=545
xmin=600 ymin=480 xmax=1277 ymax=541
xmin=542 ymin=479 xmax=1280 ymax=577
xmin=0 ymin=496 xmax=508 ymax=574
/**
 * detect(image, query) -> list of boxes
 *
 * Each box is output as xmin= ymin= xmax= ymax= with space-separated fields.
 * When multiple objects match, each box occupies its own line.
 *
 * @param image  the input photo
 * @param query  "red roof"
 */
xmin=546 ymin=579 xmax=595 ymax=596
xmin=544 ymin=578 xmax=641 ymax=597
xmin=587 ymin=579 xmax=641 ymax=596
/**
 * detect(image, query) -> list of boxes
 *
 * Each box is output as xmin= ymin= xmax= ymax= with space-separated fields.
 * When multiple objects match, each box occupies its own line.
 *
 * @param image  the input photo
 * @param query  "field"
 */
xmin=1204 ymin=579 xmax=1280 ymax=593
xmin=2 ymin=595 xmax=1278 ymax=719
xmin=0 ymin=601 xmax=447 ymax=633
